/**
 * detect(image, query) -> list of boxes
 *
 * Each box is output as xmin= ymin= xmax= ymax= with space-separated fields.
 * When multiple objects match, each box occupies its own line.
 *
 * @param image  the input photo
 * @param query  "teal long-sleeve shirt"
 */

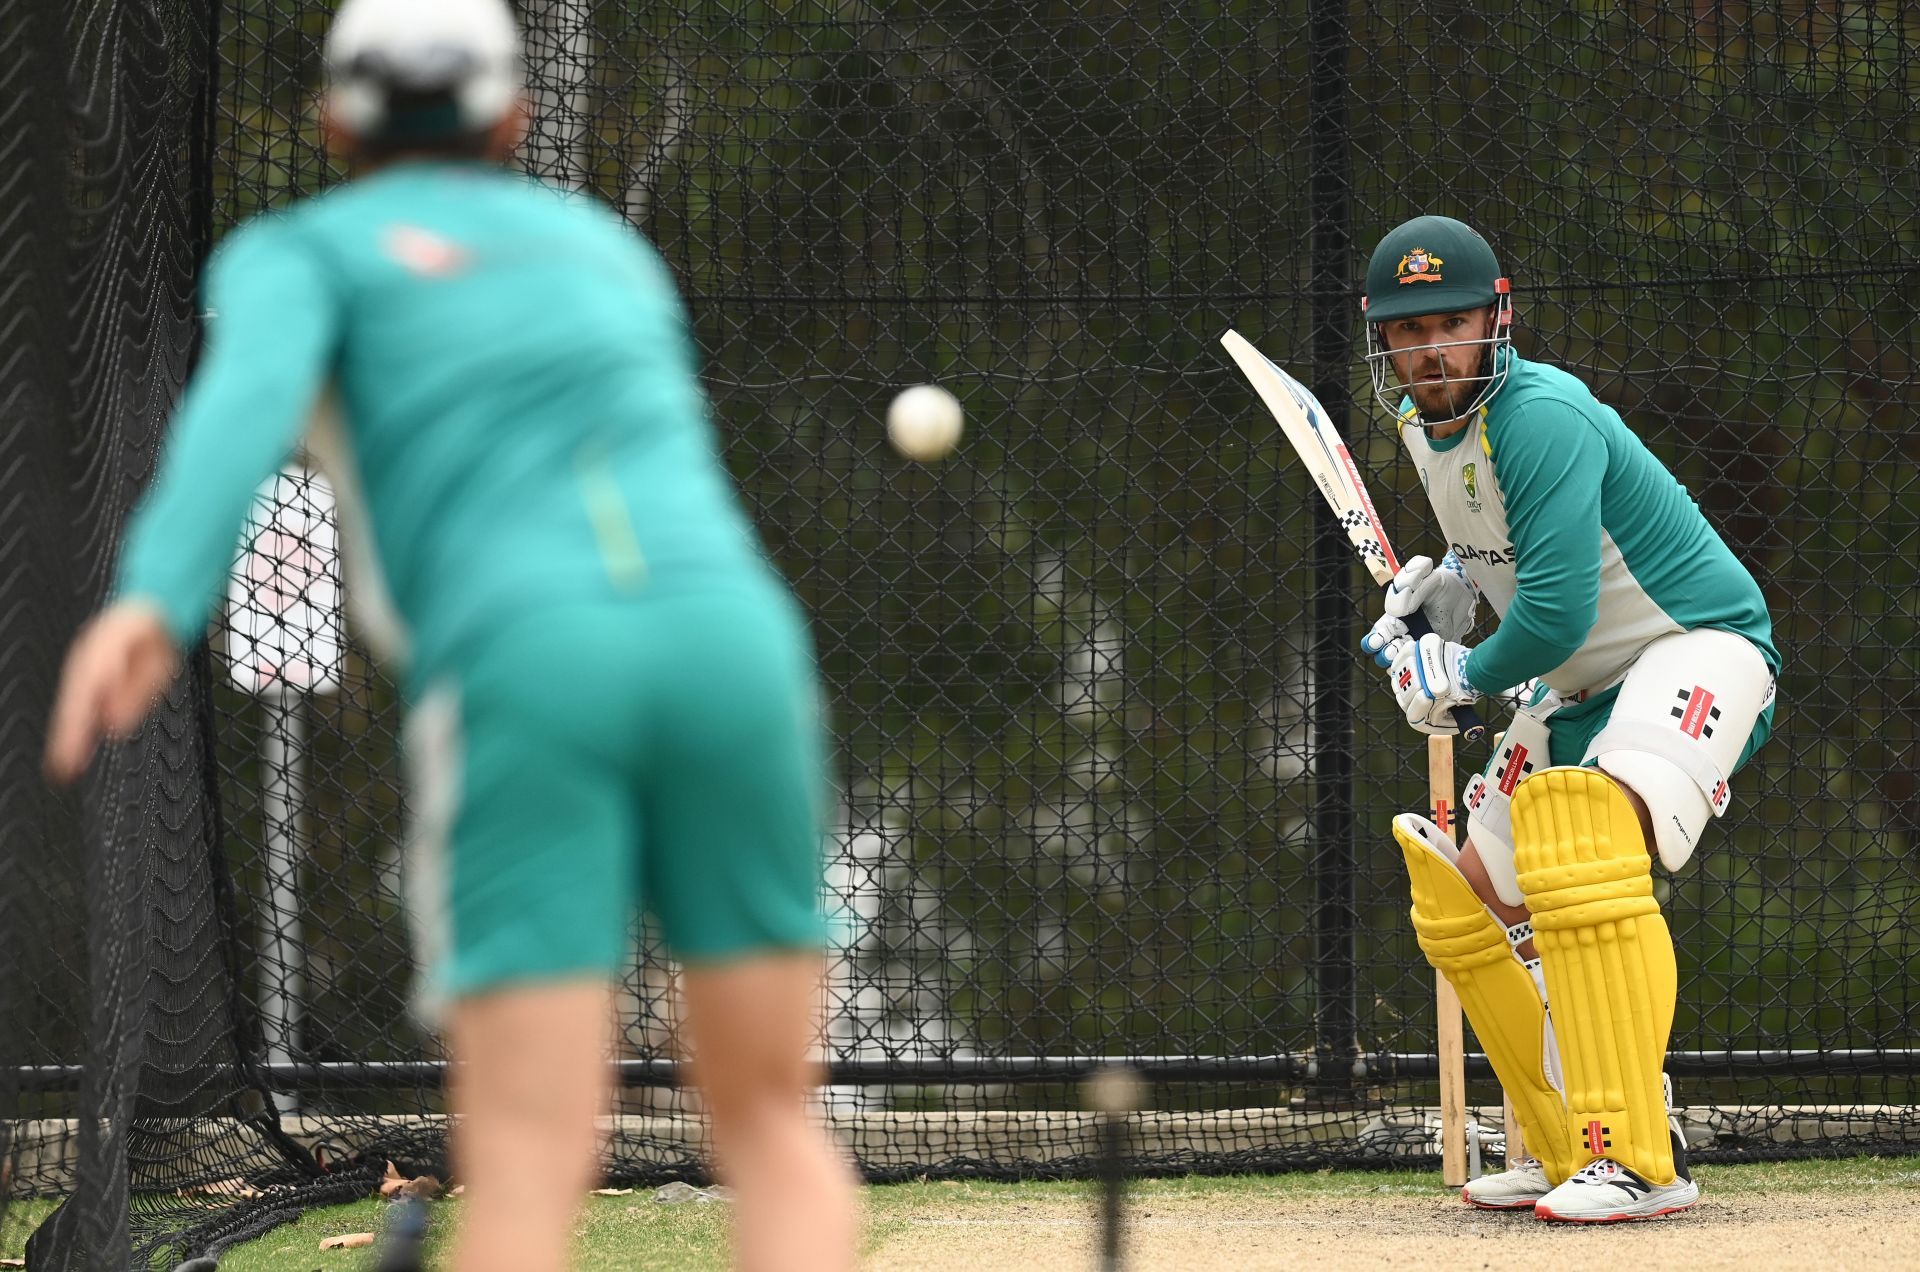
xmin=1399 ymin=354 xmax=1779 ymax=696
xmin=115 ymin=162 xmax=770 ymax=684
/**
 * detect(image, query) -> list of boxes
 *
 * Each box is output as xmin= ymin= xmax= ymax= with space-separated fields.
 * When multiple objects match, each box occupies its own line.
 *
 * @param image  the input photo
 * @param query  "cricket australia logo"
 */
xmin=1397 ymin=247 xmax=1444 ymax=284
xmin=1462 ymin=462 xmax=1483 ymax=512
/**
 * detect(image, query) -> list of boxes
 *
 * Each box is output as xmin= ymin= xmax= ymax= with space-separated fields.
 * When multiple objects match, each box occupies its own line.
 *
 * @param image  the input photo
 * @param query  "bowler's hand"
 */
xmin=44 ymin=601 xmax=181 ymax=784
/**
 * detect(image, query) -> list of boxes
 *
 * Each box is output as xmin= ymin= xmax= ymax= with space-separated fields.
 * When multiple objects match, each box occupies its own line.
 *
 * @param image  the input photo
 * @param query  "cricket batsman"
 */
xmin=41 ymin=1 xmax=857 ymax=1268
xmin=1356 ymin=215 xmax=1779 ymax=1221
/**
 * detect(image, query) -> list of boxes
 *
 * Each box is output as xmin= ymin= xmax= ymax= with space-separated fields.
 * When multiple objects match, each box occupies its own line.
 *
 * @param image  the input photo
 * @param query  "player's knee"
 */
xmin=1512 ymin=767 xmax=1658 ymax=929
xmin=1393 ymin=815 xmax=1538 ymax=970
xmin=1456 ymin=838 xmax=1522 ymax=915
xmin=690 ymin=1036 xmax=815 ymax=1127
xmin=698 ymin=1066 xmax=813 ymax=1137
xmin=1608 ymin=776 xmax=1659 ymax=857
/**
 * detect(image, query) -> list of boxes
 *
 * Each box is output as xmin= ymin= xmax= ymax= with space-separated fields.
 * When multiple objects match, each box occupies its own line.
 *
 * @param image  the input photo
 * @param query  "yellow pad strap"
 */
xmin=1393 ymin=815 xmax=1575 ymax=1183
xmin=1513 ymin=767 xmax=1678 ymax=1184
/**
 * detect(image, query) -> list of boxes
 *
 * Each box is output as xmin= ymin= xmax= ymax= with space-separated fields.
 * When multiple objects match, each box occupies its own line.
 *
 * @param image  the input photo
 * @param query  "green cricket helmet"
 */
xmin=1360 ymin=215 xmax=1514 ymax=428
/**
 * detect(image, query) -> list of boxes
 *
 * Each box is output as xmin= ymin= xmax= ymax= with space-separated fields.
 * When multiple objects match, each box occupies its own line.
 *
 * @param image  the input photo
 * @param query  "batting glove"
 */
xmin=1389 ymin=632 xmax=1480 ymax=735
xmin=1360 ymin=613 xmax=1411 ymax=668
xmin=1383 ymin=552 xmax=1479 ymax=643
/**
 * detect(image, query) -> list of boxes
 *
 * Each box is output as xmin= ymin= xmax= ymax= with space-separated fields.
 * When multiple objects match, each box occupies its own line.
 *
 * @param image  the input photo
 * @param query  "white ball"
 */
xmin=886 ymin=384 xmax=964 ymax=461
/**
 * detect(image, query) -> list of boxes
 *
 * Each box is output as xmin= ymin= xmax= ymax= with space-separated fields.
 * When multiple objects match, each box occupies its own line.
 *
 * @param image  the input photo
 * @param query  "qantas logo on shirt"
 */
xmin=1448 ymin=542 xmax=1516 ymax=567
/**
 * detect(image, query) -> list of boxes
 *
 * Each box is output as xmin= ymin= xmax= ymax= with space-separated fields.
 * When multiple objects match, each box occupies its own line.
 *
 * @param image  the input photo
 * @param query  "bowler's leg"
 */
xmin=683 ymin=954 xmax=858 ymax=1271
xmin=446 ymin=981 xmax=614 ymax=1272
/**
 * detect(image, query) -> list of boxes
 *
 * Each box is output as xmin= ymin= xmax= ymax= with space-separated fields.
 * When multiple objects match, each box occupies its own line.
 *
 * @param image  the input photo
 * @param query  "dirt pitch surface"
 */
xmin=865 ymin=1168 xmax=1920 ymax=1271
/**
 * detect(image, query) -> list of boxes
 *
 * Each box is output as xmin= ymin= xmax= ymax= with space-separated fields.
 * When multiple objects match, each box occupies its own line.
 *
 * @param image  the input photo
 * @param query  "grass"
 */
xmin=209 ymin=1190 xmax=741 ymax=1272
xmin=8 ymin=1158 xmax=1918 ymax=1270
xmin=1 ymin=1198 xmax=59 ymax=1262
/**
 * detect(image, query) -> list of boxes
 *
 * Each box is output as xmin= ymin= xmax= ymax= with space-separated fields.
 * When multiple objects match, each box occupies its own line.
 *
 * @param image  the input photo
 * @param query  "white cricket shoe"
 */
xmin=1461 ymin=1157 xmax=1551 ymax=1210
xmin=1533 ymin=1151 xmax=1699 ymax=1223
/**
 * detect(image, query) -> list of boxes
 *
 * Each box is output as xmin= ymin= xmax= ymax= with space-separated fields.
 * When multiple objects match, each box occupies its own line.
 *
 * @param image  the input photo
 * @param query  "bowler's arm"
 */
xmin=115 ymin=220 xmax=342 ymax=644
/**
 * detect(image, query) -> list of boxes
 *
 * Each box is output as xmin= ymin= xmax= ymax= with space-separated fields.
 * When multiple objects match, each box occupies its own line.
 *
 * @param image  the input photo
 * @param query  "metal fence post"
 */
xmin=1306 ymin=0 xmax=1361 ymax=1101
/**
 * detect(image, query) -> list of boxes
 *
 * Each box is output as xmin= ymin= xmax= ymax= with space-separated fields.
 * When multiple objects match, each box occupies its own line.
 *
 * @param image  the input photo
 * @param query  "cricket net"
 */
xmin=4 ymin=2 xmax=1917 ymax=1266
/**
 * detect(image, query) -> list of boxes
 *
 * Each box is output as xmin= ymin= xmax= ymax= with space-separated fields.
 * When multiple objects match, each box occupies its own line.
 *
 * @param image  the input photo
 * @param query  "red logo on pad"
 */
xmin=1678 ymin=687 xmax=1716 ymax=739
xmin=1497 ymin=744 xmax=1531 ymax=797
xmin=1586 ymin=1120 xmax=1607 ymax=1154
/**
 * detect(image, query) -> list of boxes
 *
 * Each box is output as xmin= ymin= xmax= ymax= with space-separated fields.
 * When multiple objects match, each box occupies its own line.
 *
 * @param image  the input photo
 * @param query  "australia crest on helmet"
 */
xmin=1397 ymin=248 xmax=1444 ymax=284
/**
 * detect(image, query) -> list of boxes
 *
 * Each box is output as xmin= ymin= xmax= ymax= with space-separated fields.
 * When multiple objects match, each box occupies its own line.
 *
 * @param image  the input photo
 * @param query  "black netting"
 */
xmin=2 ymin=2 xmax=324 ymax=1267
xmin=9 ymin=2 xmax=1919 ymax=1267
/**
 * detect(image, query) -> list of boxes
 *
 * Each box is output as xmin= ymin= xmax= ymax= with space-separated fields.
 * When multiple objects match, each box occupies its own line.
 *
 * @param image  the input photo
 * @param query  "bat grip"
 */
xmin=1399 ymin=610 xmax=1487 ymax=742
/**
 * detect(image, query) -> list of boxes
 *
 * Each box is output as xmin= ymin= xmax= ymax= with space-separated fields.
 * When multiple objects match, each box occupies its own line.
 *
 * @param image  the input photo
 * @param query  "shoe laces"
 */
xmin=1568 ymin=1157 xmax=1624 ymax=1185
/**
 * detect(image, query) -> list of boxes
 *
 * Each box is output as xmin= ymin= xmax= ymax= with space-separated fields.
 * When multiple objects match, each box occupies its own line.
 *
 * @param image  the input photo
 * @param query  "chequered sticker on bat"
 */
xmin=1337 ymin=510 xmax=1388 ymax=563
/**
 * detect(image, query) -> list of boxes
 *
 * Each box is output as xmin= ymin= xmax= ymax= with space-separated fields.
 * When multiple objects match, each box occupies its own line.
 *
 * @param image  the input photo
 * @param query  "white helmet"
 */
xmin=324 ymin=0 xmax=523 ymax=142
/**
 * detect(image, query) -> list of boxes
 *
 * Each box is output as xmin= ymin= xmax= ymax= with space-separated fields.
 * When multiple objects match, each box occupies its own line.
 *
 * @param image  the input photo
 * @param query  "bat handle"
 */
xmin=1399 ymin=609 xmax=1487 ymax=742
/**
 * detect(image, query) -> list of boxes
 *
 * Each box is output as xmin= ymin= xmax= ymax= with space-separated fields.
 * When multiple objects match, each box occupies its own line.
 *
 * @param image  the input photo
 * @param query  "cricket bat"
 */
xmin=1221 ymin=329 xmax=1476 ymax=1183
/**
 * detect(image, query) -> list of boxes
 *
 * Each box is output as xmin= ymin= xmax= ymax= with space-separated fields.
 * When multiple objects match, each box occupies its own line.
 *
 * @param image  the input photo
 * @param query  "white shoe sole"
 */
xmin=1460 ymin=1187 xmax=1543 ymax=1211
xmin=1534 ymin=1180 xmax=1700 ymax=1223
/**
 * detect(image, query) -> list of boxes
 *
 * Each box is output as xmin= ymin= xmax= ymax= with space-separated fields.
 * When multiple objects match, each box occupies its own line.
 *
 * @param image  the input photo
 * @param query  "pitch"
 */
xmin=7 ymin=1157 xmax=1898 ymax=1271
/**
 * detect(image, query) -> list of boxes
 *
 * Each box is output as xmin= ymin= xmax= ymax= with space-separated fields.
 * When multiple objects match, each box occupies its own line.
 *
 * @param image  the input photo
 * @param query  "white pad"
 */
xmin=1589 ymin=627 xmax=1774 ymax=872
xmin=1507 ymin=920 xmax=1565 ymax=1095
xmin=1463 ymin=709 xmax=1555 ymax=908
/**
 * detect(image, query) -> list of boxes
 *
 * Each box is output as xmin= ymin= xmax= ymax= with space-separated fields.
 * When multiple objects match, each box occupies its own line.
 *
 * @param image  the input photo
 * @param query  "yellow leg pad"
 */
xmin=1512 ymin=767 xmax=1678 ymax=1184
xmin=1392 ymin=816 xmax=1576 ymax=1184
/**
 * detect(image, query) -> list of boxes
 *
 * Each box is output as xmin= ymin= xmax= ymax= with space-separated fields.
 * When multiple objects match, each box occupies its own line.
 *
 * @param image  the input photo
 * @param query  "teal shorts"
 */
xmin=403 ymin=581 xmax=830 ymax=1014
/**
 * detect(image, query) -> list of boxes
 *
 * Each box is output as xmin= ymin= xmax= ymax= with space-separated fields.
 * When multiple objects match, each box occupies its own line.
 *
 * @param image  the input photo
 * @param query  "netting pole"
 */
xmin=259 ymin=691 xmax=306 ymax=1115
xmin=520 ymin=0 xmax=593 ymax=186
xmin=1303 ymin=0 xmax=1361 ymax=1102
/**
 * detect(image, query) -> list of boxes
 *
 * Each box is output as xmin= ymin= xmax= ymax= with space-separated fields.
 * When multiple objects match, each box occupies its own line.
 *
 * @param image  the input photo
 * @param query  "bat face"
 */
xmin=1219 ymin=330 xmax=1402 ymax=585
xmin=1222 ymin=328 xmax=1485 ymax=743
